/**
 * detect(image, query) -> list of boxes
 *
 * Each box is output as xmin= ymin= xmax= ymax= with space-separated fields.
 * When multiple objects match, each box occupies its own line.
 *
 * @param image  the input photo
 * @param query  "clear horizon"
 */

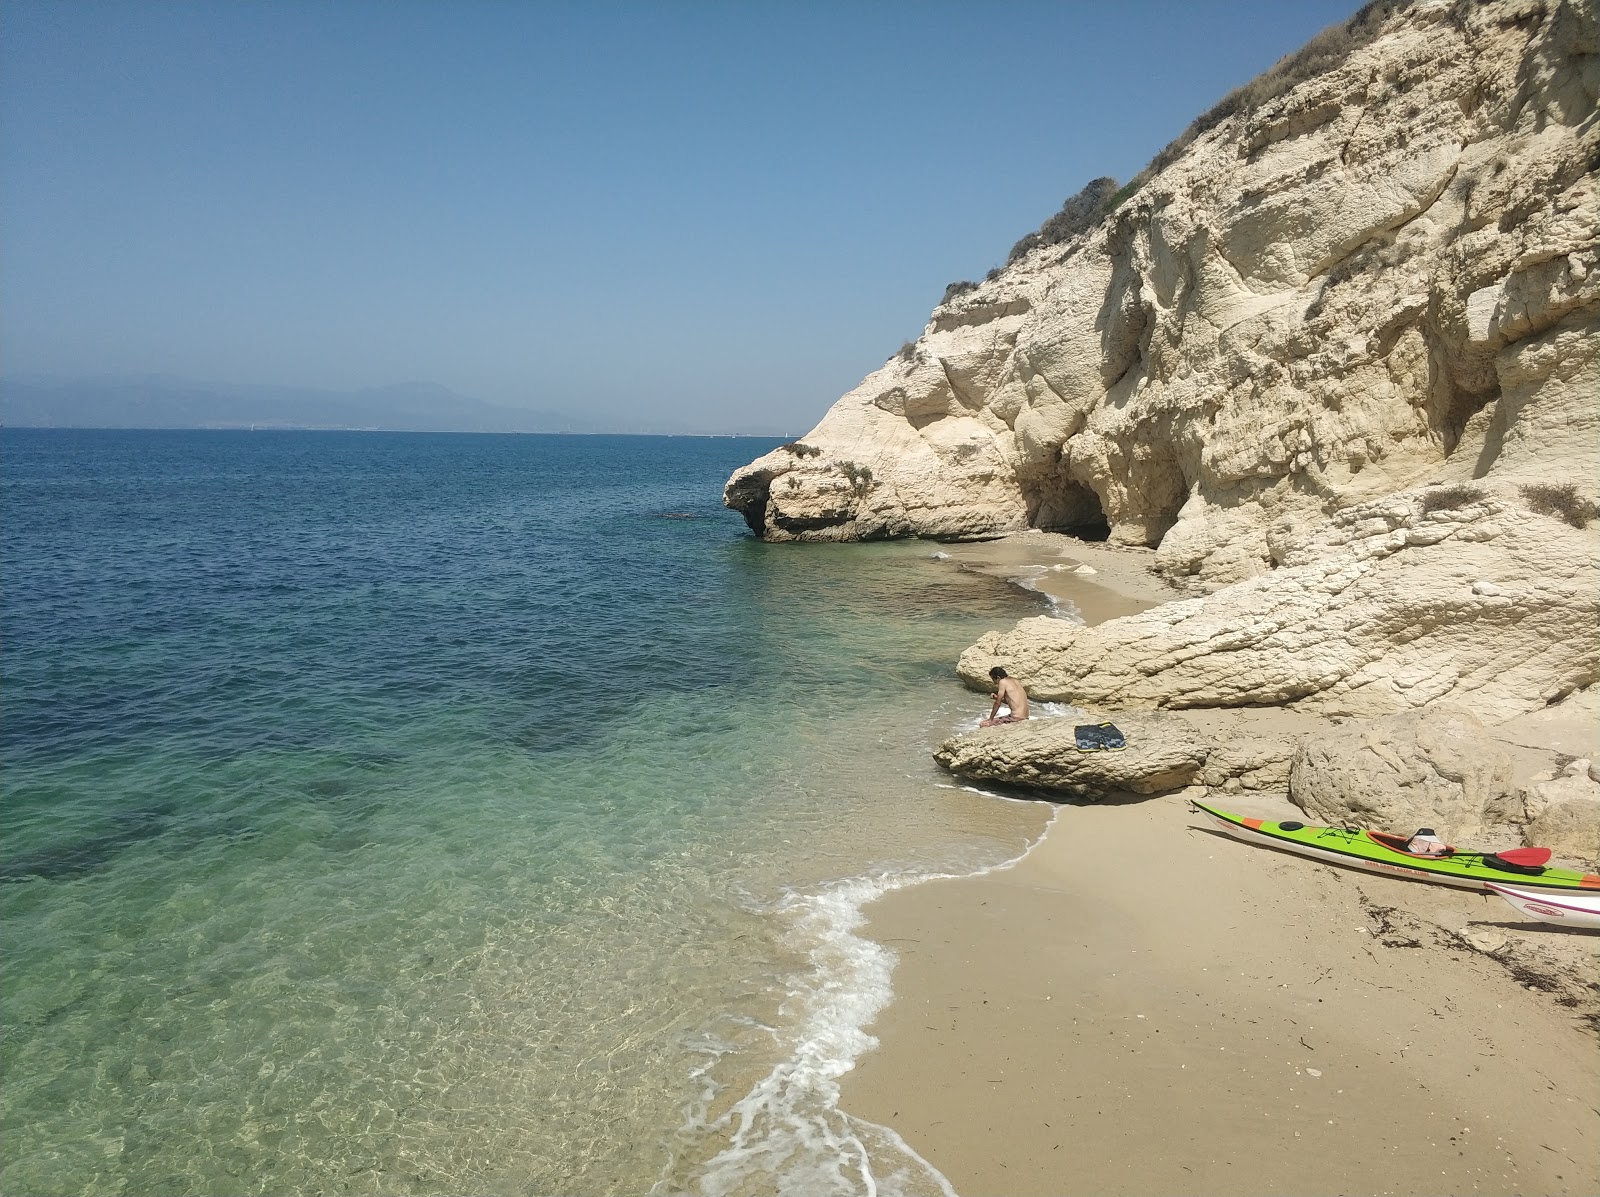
xmin=3 ymin=0 xmax=1360 ymax=434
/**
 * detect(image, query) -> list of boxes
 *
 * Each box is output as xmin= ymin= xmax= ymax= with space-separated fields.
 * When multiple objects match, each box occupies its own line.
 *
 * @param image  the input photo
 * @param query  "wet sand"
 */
xmin=940 ymin=532 xmax=1181 ymax=625
xmin=842 ymin=533 xmax=1600 ymax=1196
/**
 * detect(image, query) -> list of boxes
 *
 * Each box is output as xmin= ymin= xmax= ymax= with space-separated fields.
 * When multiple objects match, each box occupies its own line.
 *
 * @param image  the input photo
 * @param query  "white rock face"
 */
xmin=933 ymin=711 xmax=1299 ymax=799
xmin=933 ymin=713 xmax=1209 ymax=797
xmin=1288 ymin=710 xmax=1600 ymax=860
xmin=1520 ymin=757 xmax=1600 ymax=861
xmin=726 ymin=0 xmax=1599 ymax=582
xmin=1288 ymin=706 xmax=1522 ymax=845
xmin=954 ymin=486 xmax=1598 ymax=723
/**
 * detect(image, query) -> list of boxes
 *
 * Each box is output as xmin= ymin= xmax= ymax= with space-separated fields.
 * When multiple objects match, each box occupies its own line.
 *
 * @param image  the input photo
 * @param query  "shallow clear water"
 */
xmin=1 ymin=430 xmax=1051 ymax=1195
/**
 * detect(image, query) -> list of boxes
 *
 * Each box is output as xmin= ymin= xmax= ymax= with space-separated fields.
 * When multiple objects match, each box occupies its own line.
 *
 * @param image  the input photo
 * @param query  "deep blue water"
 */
xmin=1 ymin=429 xmax=1049 ymax=1195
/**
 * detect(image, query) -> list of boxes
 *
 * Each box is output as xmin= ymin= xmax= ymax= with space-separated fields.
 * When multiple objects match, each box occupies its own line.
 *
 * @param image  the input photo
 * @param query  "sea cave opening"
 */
xmin=1034 ymin=479 xmax=1110 ymax=541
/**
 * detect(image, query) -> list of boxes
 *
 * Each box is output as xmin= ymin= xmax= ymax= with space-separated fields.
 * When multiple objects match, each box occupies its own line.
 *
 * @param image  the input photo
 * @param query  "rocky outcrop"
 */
xmin=1284 ymin=702 xmax=1599 ymax=859
xmin=1197 ymin=733 xmax=1296 ymax=795
xmin=934 ymin=712 xmax=1296 ymax=799
xmin=1288 ymin=706 xmax=1523 ymax=844
xmin=934 ymin=714 xmax=1207 ymax=797
xmin=954 ymin=485 xmax=1599 ymax=723
xmin=1518 ymin=757 xmax=1600 ymax=859
xmin=726 ymin=0 xmax=1599 ymax=586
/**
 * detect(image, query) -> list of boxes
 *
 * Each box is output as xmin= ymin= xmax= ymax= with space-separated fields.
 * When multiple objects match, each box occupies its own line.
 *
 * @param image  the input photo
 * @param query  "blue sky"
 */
xmin=2 ymin=0 xmax=1359 ymax=433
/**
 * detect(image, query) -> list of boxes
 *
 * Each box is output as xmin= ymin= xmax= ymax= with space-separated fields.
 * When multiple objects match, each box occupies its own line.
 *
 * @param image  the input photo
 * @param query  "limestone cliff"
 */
xmin=725 ymin=0 xmax=1599 ymax=588
xmin=954 ymin=483 xmax=1599 ymax=722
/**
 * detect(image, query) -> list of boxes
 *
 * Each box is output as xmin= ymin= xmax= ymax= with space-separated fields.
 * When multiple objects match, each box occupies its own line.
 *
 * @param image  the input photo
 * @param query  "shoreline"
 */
xmin=937 ymin=532 xmax=1182 ymax=626
xmin=839 ymin=531 xmax=1600 ymax=1196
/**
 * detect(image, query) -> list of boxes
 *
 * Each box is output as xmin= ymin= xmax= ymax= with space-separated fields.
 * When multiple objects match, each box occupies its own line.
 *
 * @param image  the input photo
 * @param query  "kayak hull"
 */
xmin=1193 ymin=801 xmax=1600 ymax=894
xmin=1486 ymin=883 xmax=1600 ymax=929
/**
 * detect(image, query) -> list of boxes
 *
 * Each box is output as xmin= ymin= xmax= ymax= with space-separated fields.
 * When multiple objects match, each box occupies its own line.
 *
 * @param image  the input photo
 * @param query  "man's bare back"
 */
xmin=981 ymin=668 xmax=1029 ymax=727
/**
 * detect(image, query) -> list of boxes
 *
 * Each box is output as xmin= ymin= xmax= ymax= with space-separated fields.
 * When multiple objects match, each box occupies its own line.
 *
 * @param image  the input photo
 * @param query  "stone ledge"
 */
xmin=934 ymin=712 xmax=1211 ymax=799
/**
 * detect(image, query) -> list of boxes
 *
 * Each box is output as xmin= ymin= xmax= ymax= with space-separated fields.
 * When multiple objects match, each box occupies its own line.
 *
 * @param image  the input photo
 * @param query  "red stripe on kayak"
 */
xmin=1582 ymin=874 xmax=1600 ymax=889
xmin=1242 ymin=817 xmax=1264 ymax=830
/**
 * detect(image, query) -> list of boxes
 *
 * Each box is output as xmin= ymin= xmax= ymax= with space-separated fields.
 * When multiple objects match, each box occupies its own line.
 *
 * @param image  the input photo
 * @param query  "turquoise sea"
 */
xmin=1 ymin=430 xmax=1054 ymax=1196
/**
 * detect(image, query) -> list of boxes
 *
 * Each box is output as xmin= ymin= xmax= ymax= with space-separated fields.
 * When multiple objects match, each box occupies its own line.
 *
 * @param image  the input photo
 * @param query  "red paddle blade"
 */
xmin=1494 ymin=846 xmax=1552 ymax=867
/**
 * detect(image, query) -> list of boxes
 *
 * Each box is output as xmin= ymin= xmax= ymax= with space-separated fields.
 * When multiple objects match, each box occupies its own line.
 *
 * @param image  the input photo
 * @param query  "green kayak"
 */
xmin=1193 ymin=800 xmax=1600 ymax=893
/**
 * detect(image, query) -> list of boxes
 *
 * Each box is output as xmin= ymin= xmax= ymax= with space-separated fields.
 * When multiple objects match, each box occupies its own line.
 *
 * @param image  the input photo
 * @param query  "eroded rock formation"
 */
xmin=933 ymin=713 xmax=1208 ymax=797
xmin=1288 ymin=705 xmax=1523 ymax=843
xmin=933 ymin=711 xmax=1301 ymax=799
xmin=1520 ymin=757 xmax=1600 ymax=859
xmin=726 ymin=0 xmax=1598 ymax=586
xmin=954 ymin=484 xmax=1599 ymax=723
xmin=1286 ymin=700 xmax=1600 ymax=856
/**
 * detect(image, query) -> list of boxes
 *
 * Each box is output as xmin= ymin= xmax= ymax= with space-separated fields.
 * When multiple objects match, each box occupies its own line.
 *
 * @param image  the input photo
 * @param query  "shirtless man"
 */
xmin=980 ymin=666 xmax=1029 ymax=727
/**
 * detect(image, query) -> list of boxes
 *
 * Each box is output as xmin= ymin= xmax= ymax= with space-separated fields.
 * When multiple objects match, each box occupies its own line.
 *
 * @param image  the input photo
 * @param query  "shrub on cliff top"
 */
xmin=1006 ymin=176 xmax=1121 ymax=265
xmin=941 ymin=280 xmax=980 ymax=305
xmin=997 ymin=0 xmax=1418 ymax=274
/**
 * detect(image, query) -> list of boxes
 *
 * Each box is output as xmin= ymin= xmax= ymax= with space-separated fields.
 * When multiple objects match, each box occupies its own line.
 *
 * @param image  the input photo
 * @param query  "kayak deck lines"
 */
xmin=1192 ymin=800 xmax=1600 ymax=894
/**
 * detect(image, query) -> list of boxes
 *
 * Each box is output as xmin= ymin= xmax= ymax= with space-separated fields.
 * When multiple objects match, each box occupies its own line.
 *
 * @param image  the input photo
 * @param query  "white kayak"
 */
xmin=1486 ymin=883 xmax=1600 ymax=930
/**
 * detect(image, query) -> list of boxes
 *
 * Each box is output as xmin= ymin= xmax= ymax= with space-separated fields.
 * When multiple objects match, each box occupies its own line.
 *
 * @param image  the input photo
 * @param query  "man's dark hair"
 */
xmin=989 ymin=667 xmax=1008 ymax=680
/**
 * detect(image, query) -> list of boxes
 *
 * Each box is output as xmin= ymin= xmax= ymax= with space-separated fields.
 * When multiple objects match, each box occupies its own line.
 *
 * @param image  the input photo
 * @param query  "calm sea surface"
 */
xmin=1 ymin=430 xmax=1052 ymax=1196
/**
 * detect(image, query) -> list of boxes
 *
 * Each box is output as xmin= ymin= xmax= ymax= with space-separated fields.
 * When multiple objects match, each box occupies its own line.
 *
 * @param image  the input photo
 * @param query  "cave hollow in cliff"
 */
xmin=1031 ymin=478 xmax=1111 ymax=541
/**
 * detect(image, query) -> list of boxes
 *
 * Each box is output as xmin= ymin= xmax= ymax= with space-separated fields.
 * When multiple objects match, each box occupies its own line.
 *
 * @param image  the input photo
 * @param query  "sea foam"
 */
xmin=660 ymin=764 xmax=1061 ymax=1197
xmin=1009 ymin=565 xmax=1085 ymax=623
xmin=949 ymin=700 xmax=1083 ymax=735
xmin=659 ymin=872 xmax=958 ymax=1196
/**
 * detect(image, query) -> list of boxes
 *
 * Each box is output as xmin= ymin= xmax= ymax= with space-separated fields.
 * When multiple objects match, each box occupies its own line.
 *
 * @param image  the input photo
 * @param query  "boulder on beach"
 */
xmin=1288 ymin=702 xmax=1600 ymax=860
xmin=1519 ymin=757 xmax=1600 ymax=861
xmin=1288 ymin=705 xmax=1522 ymax=845
xmin=934 ymin=711 xmax=1301 ymax=800
xmin=934 ymin=714 xmax=1206 ymax=798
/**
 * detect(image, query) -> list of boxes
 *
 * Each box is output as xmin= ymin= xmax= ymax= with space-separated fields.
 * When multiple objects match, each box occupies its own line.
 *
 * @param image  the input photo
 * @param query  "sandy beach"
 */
xmin=842 ymin=533 xmax=1600 ymax=1196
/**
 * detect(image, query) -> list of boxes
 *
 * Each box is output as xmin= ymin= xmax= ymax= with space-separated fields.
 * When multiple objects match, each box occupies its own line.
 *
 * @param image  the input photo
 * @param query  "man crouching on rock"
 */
xmin=981 ymin=666 xmax=1029 ymax=727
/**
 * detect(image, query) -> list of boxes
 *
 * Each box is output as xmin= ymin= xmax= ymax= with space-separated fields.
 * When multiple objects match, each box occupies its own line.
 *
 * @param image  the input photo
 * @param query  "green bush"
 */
xmin=780 ymin=441 xmax=821 ymax=458
xmin=1007 ymin=177 xmax=1121 ymax=265
xmin=994 ymin=1 xmax=1415 ymax=271
xmin=941 ymin=280 xmax=980 ymax=305
xmin=838 ymin=461 xmax=875 ymax=496
xmin=1521 ymin=482 xmax=1595 ymax=529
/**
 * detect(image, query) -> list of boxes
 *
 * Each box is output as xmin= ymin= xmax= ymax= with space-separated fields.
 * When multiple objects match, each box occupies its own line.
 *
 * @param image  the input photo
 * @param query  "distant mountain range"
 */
xmin=0 ymin=376 xmax=611 ymax=434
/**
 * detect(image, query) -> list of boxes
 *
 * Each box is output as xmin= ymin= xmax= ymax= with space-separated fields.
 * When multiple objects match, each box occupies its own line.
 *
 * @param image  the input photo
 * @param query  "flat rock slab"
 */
xmin=934 ymin=713 xmax=1208 ymax=798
